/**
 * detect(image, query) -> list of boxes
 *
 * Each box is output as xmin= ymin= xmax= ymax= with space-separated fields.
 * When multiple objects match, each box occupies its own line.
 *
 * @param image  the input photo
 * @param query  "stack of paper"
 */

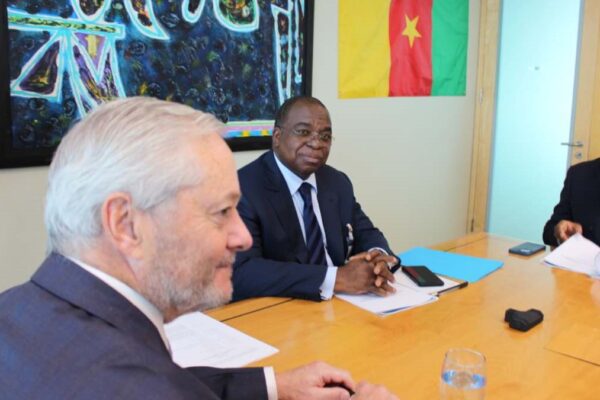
xmin=165 ymin=312 xmax=278 ymax=368
xmin=336 ymin=272 xmax=466 ymax=315
xmin=336 ymin=283 xmax=437 ymax=315
xmin=543 ymin=233 xmax=600 ymax=276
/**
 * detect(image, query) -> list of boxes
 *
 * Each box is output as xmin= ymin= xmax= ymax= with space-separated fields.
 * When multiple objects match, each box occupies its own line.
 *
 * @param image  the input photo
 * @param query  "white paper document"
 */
xmin=543 ymin=233 xmax=600 ymax=276
xmin=336 ymin=282 xmax=437 ymax=315
xmin=165 ymin=311 xmax=278 ymax=368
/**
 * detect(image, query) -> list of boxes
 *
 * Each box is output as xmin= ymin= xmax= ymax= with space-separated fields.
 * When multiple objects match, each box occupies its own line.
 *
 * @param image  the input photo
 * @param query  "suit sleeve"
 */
xmin=233 ymin=194 xmax=327 ymax=302
xmin=66 ymin=356 xmax=268 ymax=400
xmin=543 ymin=167 xmax=574 ymax=246
xmin=187 ymin=366 xmax=268 ymax=400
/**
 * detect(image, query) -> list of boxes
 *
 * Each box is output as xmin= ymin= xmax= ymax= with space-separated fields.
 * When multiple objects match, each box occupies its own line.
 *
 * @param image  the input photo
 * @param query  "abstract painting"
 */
xmin=0 ymin=0 xmax=313 ymax=168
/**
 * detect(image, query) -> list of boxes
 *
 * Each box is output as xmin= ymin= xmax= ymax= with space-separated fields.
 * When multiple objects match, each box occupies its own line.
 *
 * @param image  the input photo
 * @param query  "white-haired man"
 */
xmin=0 ymin=97 xmax=397 ymax=400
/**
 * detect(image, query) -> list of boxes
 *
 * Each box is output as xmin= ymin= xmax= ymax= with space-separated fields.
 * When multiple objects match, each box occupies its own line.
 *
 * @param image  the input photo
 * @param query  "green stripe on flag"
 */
xmin=432 ymin=0 xmax=468 ymax=95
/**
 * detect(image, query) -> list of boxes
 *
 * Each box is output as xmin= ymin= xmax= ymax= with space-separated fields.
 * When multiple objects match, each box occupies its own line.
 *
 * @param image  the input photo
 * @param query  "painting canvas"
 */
xmin=0 ymin=0 xmax=313 ymax=168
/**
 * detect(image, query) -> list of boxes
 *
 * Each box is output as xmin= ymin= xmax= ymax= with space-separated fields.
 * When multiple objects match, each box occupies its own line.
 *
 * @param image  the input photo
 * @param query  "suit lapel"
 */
xmin=31 ymin=253 xmax=169 ymax=357
xmin=316 ymin=172 xmax=345 ymax=265
xmin=262 ymin=152 xmax=309 ymax=263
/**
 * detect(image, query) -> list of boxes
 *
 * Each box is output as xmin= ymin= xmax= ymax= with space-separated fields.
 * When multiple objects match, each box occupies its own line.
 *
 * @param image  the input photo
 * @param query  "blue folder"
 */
xmin=398 ymin=247 xmax=503 ymax=283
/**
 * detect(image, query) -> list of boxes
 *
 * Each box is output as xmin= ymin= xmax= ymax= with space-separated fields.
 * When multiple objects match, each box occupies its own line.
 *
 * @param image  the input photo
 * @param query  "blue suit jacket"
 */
xmin=543 ymin=158 xmax=600 ymax=246
xmin=233 ymin=151 xmax=395 ymax=301
xmin=0 ymin=254 xmax=267 ymax=400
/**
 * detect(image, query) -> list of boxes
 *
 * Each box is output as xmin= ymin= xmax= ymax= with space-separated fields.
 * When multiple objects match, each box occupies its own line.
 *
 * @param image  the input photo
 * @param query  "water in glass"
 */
xmin=440 ymin=348 xmax=486 ymax=400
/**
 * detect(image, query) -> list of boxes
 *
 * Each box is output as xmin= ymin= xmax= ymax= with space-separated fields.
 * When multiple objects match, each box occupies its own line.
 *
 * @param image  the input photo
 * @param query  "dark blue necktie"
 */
xmin=298 ymin=183 xmax=327 ymax=265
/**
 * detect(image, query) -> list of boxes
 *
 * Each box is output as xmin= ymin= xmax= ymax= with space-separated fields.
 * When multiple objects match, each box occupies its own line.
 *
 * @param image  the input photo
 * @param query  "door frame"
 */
xmin=572 ymin=0 xmax=600 ymax=162
xmin=466 ymin=0 xmax=501 ymax=233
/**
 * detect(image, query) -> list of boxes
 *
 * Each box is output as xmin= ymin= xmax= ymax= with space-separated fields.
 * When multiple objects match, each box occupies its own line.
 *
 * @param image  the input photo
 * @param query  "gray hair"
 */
xmin=45 ymin=96 xmax=225 ymax=256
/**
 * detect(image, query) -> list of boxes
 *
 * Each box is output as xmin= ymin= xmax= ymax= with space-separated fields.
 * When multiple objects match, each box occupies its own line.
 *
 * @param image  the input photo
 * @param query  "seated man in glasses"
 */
xmin=233 ymin=95 xmax=399 ymax=302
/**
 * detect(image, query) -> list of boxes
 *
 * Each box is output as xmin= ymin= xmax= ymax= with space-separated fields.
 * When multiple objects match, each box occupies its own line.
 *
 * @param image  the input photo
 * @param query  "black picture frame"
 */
xmin=0 ymin=0 xmax=313 ymax=168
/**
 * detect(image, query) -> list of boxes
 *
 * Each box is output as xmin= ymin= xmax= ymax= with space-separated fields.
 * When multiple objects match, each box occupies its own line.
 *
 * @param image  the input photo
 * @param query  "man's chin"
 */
xmin=197 ymin=271 xmax=233 ymax=311
xmin=195 ymin=287 xmax=232 ymax=312
xmin=214 ymin=263 xmax=233 ymax=286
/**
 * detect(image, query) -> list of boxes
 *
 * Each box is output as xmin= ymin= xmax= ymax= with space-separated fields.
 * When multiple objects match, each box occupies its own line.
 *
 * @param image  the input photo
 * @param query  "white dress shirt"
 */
xmin=273 ymin=155 xmax=338 ymax=299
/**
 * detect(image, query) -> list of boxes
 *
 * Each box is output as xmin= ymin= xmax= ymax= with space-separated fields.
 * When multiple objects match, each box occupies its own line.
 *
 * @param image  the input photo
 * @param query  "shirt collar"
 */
xmin=67 ymin=256 xmax=171 ymax=354
xmin=273 ymin=152 xmax=317 ymax=194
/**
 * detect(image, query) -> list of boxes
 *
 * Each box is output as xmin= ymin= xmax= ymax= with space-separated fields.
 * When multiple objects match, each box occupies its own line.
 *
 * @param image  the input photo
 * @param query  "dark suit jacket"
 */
xmin=543 ymin=158 xmax=600 ymax=247
xmin=0 ymin=254 xmax=267 ymax=400
xmin=233 ymin=151 xmax=395 ymax=302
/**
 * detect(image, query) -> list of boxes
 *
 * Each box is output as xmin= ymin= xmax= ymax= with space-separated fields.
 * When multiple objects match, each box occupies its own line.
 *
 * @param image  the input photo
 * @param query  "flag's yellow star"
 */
xmin=402 ymin=14 xmax=421 ymax=48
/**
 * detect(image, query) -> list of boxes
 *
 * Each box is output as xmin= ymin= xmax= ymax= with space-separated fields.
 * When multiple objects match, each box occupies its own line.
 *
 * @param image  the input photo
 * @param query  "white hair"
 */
xmin=45 ymin=96 xmax=225 ymax=256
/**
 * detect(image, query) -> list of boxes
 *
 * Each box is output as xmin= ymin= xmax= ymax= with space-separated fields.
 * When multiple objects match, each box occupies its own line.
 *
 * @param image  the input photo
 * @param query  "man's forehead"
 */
xmin=292 ymin=100 xmax=327 ymax=112
xmin=288 ymin=102 xmax=330 ymax=122
xmin=190 ymin=137 xmax=239 ymax=190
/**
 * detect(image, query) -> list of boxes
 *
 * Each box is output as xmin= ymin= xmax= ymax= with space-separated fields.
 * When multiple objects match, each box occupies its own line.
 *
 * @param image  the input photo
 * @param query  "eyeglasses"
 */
xmin=287 ymin=128 xmax=334 ymax=143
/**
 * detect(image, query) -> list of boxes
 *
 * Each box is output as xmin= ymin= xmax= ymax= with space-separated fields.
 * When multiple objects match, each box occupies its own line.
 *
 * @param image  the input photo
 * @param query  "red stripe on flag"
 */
xmin=388 ymin=0 xmax=433 ymax=96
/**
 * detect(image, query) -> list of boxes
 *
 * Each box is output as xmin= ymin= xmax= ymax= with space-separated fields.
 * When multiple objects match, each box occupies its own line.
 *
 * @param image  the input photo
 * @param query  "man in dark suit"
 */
xmin=0 ymin=97 xmax=397 ymax=400
xmin=233 ymin=96 xmax=399 ymax=302
xmin=543 ymin=158 xmax=600 ymax=247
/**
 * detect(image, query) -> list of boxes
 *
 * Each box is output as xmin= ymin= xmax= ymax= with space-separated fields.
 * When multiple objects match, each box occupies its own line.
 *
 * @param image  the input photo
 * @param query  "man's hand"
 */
xmin=334 ymin=256 xmax=396 ymax=296
xmin=554 ymin=219 xmax=583 ymax=244
xmin=276 ymin=361 xmax=356 ymax=400
xmin=349 ymin=249 xmax=398 ymax=287
xmin=352 ymin=381 xmax=399 ymax=399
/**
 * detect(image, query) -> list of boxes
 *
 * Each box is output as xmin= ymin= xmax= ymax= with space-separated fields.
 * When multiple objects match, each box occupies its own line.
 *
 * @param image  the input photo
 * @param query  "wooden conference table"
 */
xmin=206 ymin=233 xmax=600 ymax=399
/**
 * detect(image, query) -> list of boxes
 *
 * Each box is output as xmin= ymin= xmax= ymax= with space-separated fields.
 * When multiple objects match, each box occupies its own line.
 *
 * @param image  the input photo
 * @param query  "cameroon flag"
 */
xmin=339 ymin=0 xmax=468 ymax=98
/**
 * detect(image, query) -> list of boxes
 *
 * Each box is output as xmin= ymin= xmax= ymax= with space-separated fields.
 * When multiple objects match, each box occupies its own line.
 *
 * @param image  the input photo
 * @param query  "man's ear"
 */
xmin=272 ymin=126 xmax=282 ymax=148
xmin=101 ymin=192 xmax=145 ymax=259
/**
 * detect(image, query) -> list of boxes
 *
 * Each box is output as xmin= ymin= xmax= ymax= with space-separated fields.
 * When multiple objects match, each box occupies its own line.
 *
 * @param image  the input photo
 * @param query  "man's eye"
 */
xmin=296 ymin=129 xmax=311 ymax=136
xmin=219 ymin=207 xmax=231 ymax=216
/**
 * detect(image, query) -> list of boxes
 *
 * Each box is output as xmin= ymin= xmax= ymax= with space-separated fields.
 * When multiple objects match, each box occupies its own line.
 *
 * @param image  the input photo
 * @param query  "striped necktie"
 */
xmin=298 ymin=183 xmax=327 ymax=265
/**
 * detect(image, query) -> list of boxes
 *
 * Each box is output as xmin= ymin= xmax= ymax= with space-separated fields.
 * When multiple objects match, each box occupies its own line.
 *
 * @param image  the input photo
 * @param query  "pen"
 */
xmin=436 ymin=280 xmax=469 ymax=296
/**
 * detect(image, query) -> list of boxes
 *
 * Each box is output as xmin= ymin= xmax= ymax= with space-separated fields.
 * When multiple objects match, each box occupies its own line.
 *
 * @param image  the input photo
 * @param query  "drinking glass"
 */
xmin=440 ymin=348 xmax=486 ymax=400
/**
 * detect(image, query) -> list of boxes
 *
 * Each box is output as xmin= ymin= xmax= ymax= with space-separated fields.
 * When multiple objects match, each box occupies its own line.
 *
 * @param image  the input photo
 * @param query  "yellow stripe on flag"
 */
xmin=339 ymin=0 xmax=391 ymax=98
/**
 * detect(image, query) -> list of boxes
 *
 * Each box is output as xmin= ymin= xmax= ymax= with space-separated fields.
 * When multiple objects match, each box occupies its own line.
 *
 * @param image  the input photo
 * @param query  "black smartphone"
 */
xmin=508 ymin=242 xmax=545 ymax=256
xmin=402 ymin=265 xmax=444 ymax=287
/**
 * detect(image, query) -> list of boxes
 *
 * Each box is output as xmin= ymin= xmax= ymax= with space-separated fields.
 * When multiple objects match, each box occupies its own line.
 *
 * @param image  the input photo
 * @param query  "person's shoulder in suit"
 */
xmin=0 ymin=281 xmax=199 ymax=399
xmin=238 ymin=151 xmax=269 ymax=175
xmin=567 ymin=157 xmax=600 ymax=178
xmin=238 ymin=150 xmax=352 ymax=188
xmin=238 ymin=151 xmax=274 ymax=190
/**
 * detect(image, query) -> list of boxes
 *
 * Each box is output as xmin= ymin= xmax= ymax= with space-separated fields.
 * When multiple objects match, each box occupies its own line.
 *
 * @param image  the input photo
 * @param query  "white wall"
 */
xmin=0 ymin=167 xmax=48 ymax=289
xmin=0 ymin=0 xmax=480 ymax=291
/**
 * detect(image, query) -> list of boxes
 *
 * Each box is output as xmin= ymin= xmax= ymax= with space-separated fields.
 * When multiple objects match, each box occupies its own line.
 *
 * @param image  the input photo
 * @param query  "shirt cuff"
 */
xmin=368 ymin=247 xmax=389 ymax=256
xmin=319 ymin=266 xmax=338 ymax=300
xmin=264 ymin=367 xmax=278 ymax=400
